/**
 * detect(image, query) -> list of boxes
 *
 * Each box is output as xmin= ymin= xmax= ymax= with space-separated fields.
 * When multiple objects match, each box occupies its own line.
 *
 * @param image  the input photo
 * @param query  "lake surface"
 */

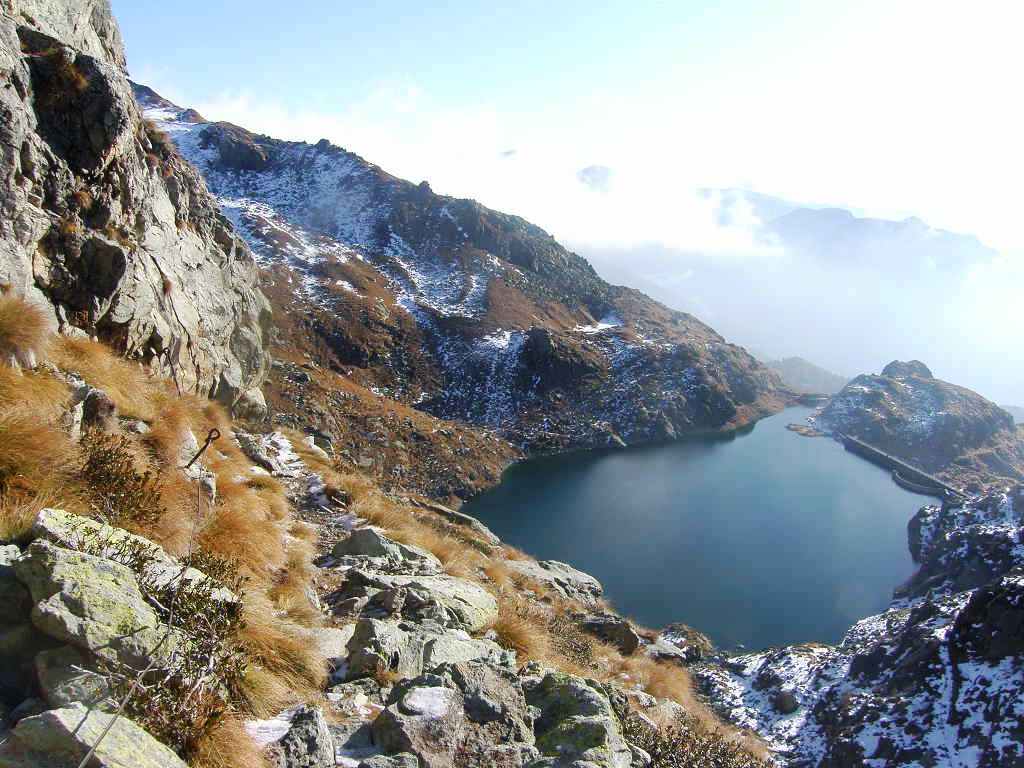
xmin=462 ymin=407 xmax=923 ymax=650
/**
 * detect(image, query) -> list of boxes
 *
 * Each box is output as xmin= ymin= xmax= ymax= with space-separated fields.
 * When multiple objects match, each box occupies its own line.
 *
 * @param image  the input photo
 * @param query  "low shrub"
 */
xmin=79 ymin=429 xmax=165 ymax=529
xmin=623 ymin=712 xmax=770 ymax=768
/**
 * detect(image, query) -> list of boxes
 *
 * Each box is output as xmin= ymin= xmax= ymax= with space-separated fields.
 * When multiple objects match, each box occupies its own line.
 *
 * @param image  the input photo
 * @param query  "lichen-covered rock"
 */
xmin=266 ymin=705 xmax=334 ymax=768
xmin=373 ymin=686 xmax=467 ymax=768
xmin=34 ymin=645 xmax=112 ymax=709
xmin=13 ymin=539 xmax=175 ymax=668
xmin=506 ymin=559 xmax=604 ymax=607
xmin=522 ymin=670 xmax=633 ymax=768
xmin=0 ymin=1 xmax=270 ymax=410
xmin=344 ymin=618 xmax=512 ymax=682
xmin=31 ymin=508 xmax=235 ymax=603
xmin=0 ymin=703 xmax=186 ymax=767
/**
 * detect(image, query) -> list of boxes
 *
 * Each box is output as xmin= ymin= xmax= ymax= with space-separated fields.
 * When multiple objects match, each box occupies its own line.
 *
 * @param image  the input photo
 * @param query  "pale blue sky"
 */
xmin=116 ymin=1 xmax=1024 ymax=255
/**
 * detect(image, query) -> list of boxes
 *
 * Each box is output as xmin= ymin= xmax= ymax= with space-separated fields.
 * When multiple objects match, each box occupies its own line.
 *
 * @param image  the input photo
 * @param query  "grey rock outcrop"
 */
xmin=522 ymin=669 xmax=633 ymax=768
xmin=0 ymin=702 xmax=187 ymax=767
xmin=266 ymin=705 xmax=335 ymax=768
xmin=13 ymin=539 xmax=174 ymax=669
xmin=0 ymin=0 xmax=270 ymax=410
xmin=506 ymin=559 xmax=604 ymax=607
xmin=343 ymin=618 xmax=513 ymax=682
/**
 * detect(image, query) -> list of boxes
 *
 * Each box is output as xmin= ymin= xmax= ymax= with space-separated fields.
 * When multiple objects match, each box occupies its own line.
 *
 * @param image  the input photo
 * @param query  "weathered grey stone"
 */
xmin=357 ymin=755 xmax=419 ymax=768
xmin=31 ymin=508 xmax=235 ymax=603
xmin=0 ymin=2 xmax=270 ymax=408
xmin=266 ymin=705 xmax=334 ymax=768
xmin=0 ymin=545 xmax=31 ymax=624
xmin=373 ymin=686 xmax=467 ymax=768
xmin=506 ymin=560 xmax=603 ymax=607
xmin=344 ymin=619 xmax=512 ymax=682
xmin=0 ymin=702 xmax=186 ymax=767
xmin=373 ymin=574 xmax=497 ymax=632
xmin=332 ymin=528 xmax=441 ymax=574
xmin=13 ymin=540 xmax=175 ymax=668
xmin=35 ymin=645 xmax=112 ymax=709
xmin=576 ymin=613 xmax=641 ymax=655
xmin=390 ymin=659 xmax=537 ymax=765
xmin=523 ymin=670 xmax=633 ymax=768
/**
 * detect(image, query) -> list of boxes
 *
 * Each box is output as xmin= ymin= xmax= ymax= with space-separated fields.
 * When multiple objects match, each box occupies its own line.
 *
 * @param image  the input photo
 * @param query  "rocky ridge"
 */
xmin=814 ymin=360 xmax=1024 ymax=491
xmin=132 ymin=84 xmax=784 ymax=455
xmin=0 ymin=0 xmax=271 ymax=412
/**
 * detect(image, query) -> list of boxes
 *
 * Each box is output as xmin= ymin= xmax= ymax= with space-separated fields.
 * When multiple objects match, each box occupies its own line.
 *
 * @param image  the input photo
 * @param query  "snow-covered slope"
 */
xmin=134 ymin=83 xmax=783 ymax=451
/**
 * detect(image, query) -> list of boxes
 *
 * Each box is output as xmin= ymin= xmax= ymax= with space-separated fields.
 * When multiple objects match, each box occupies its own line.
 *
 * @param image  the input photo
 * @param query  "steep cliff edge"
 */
xmin=0 ymin=0 xmax=270 ymax=410
xmin=133 ymin=85 xmax=784 ymax=453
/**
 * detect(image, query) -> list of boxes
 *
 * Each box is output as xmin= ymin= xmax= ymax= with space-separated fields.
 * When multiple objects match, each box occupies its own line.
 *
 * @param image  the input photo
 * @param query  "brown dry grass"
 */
xmin=0 ymin=294 xmax=50 ymax=368
xmin=190 ymin=715 xmax=270 ymax=768
xmin=50 ymin=336 xmax=157 ymax=420
xmin=0 ymin=328 xmax=326 ymax=764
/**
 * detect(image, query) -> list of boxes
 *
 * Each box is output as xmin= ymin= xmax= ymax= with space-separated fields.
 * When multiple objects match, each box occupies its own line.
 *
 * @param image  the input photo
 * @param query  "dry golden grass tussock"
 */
xmin=0 ymin=366 xmax=68 ymax=420
xmin=0 ymin=409 xmax=76 ymax=495
xmin=236 ymin=591 xmax=327 ymax=717
xmin=190 ymin=715 xmax=270 ymax=768
xmin=50 ymin=336 xmax=157 ymax=420
xmin=0 ymin=294 xmax=51 ymax=369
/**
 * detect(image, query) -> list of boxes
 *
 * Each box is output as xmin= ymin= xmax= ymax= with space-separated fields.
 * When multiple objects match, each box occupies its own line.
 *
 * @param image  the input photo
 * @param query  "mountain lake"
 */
xmin=461 ymin=406 xmax=923 ymax=650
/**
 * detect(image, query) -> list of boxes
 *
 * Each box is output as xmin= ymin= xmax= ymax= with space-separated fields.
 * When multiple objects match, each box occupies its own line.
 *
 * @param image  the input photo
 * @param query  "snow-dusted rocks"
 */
xmin=696 ymin=488 xmax=1024 ymax=767
xmin=134 ymin=82 xmax=783 ymax=455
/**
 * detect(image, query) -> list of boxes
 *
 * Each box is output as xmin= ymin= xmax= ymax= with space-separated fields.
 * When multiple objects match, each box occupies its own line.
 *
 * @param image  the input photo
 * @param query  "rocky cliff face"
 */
xmin=134 ymin=85 xmax=783 ymax=452
xmin=0 ymin=0 xmax=270 ymax=410
xmin=695 ymin=487 xmax=1024 ymax=767
xmin=816 ymin=360 xmax=1023 ymax=490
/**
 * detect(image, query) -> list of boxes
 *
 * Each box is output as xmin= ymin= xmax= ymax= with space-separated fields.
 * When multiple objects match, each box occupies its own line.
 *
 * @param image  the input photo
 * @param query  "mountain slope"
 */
xmin=0 ymin=2 xmax=270 ymax=411
xmin=765 ymin=356 xmax=848 ymax=395
xmin=133 ymin=84 xmax=785 ymax=453
xmin=816 ymin=360 xmax=1024 ymax=490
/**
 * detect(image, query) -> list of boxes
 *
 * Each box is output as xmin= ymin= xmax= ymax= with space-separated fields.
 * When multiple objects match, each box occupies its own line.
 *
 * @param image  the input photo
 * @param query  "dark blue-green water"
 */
xmin=462 ymin=407 xmax=922 ymax=650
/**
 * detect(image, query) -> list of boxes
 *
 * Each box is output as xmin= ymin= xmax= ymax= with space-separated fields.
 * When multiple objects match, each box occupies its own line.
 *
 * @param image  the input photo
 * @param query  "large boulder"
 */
xmin=329 ymin=570 xmax=497 ymax=632
xmin=373 ymin=686 xmax=467 ymax=768
xmin=31 ymin=508 xmax=236 ymax=603
xmin=344 ymin=619 xmax=513 ymax=682
xmin=0 ymin=2 xmax=270 ymax=409
xmin=332 ymin=528 xmax=442 ymax=575
xmin=266 ymin=705 xmax=334 ymax=768
xmin=575 ymin=612 xmax=641 ymax=655
xmin=34 ymin=645 xmax=112 ymax=709
xmin=0 ymin=703 xmax=186 ymax=767
xmin=523 ymin=669 xmax=633 ymax=768
xmin=13 ymin=539 xmax=175 ymax=668
xmin=506 ymin=559 xmax=604 ymax=607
